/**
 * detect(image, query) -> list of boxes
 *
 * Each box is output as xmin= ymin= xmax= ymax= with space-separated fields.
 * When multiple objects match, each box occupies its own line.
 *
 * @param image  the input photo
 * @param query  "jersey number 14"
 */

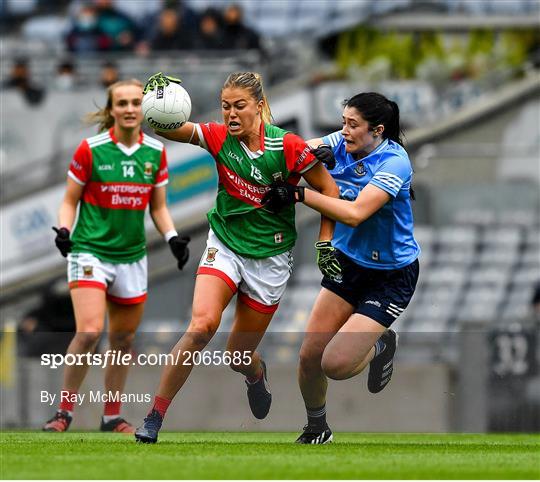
xmin=123 ymin=165 xmax=135 ymax=178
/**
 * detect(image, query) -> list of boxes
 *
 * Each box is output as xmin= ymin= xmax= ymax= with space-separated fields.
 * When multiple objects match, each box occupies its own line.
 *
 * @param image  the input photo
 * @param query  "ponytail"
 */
xmin=84 ymin=103 xmax=114 ymax=133
xmin=259 ymin=93 xmax=272 ymax=125
xmin=385 ymin=100 xmax=404 ymax=146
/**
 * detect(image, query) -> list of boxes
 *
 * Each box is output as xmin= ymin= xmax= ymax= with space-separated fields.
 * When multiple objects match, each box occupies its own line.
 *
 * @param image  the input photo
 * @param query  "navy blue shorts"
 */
xmin=321 ymin=251 xmax=419 ymax=328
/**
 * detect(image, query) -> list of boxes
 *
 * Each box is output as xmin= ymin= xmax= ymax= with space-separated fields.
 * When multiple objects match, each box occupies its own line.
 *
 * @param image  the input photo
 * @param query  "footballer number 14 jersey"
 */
xmin=68 ymin=128 xmax=168 ymax=263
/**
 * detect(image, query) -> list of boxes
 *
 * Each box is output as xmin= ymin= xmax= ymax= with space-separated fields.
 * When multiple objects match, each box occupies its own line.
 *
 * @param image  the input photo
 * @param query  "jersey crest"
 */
xmin=354 ymin=161 xmax=367 ymax=177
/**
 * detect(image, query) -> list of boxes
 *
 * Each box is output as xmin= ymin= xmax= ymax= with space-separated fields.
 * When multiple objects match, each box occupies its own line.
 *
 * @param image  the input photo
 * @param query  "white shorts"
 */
xmin=67 ymin=252 xmax=148 ymax=305
xmin=197 ymin=229 xmax=293 ymax=313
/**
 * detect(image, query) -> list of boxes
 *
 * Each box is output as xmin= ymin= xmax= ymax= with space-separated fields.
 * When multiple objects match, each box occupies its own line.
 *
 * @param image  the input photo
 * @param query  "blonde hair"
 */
xmin=222 ymin=72 xmax=272 ymax=124
xmin=85 ymin=79 xmax=143 ymax=132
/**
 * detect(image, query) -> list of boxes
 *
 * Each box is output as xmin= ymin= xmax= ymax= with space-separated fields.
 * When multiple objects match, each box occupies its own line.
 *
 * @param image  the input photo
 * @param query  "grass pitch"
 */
xmin=1 ymin=432 xmax=538 ymax=479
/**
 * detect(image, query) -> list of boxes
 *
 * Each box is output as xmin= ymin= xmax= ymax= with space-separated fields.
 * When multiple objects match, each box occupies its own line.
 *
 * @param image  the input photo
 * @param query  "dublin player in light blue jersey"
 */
xmin=263 ymin=92 xmax=420 ymax=444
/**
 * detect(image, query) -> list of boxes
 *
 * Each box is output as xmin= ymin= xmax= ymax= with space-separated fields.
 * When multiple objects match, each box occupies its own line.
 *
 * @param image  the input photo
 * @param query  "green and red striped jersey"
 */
xmin=196 ymin=121 xmax=317 ymax=258
xmin=68 ymin=128 xmax=168 ymax=263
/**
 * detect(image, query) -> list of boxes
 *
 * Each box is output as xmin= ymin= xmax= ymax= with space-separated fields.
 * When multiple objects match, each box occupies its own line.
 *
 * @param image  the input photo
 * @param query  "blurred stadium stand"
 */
xmin=1 ymin=0 xmax=539 ymax=432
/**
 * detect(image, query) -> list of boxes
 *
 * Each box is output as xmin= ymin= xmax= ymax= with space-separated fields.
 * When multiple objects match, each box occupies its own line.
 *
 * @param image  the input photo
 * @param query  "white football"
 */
xmin=142 ymin=81 xmax=191 ymax=131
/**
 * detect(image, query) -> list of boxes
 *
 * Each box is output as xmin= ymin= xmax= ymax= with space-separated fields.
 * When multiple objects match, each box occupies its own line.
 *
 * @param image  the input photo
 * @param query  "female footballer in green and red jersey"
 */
xmin=135 ymin=72 xmax=339 ymax=443
xmin=43 ymin=79 xmax=190 ymax=433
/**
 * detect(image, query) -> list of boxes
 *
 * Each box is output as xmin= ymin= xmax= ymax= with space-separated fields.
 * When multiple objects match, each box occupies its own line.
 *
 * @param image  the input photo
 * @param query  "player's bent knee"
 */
xmin=299 ymin=347 xmax=325 ymax=375
xmin=321 ymin=352 xmax=352 ymax=380
xmin=186 ymin=316 xmax=218 ymax=347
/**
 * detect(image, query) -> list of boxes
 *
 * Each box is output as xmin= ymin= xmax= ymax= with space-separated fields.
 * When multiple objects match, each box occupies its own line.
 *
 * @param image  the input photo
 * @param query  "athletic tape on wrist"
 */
xmin=164 ymin=230 xmax=178 ymax=242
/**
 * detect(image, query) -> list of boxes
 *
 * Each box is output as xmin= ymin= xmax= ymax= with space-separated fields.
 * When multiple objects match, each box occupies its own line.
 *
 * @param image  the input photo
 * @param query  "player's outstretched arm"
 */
xmin=151 ymin=121 xmax=199 ymax=145
xmin=263 ymin=180 xmax=390 ymax=227
xmin=303 ymin=183 xmax=390 ymax=227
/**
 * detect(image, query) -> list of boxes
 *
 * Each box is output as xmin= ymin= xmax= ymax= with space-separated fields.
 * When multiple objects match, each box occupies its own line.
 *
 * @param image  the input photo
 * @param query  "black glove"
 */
xmin=311 ymin=144 xmax=336 ymax=170
xmin=315 ymin=241 xmax=343 ymax=279
xmin=262 ymin=181 xmax=305 ymax=213
xmin=169 ymin=235 xmax=190 ymax=270
xmin=52 ymin=227 xmax=73 ymax=258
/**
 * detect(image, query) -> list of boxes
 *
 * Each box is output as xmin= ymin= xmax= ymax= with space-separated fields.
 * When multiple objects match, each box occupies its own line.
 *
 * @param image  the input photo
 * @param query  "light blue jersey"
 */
xmin=323 ymin=131 xmax=420 ymax=269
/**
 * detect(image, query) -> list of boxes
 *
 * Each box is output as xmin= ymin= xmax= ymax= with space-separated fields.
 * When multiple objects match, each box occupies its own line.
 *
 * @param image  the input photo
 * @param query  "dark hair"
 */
xmin=344 ymin=92 xmax=403 ymax=146
xmin=346 ymin=92 xmax=415 ymax=199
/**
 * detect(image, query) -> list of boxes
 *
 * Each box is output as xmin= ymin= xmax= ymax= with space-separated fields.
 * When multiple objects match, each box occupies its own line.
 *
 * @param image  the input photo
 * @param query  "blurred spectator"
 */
xmin=193 ymin=8 xmax=225 ymax=50
xmin=222 ymin=4 xmax=261 ymax=51
xmin=148 ymin=7 xmax=194 ymax=52
xmin=100 ymin=61 xmax=119 ymax=88
xmin=2 ymin=58 xmax=45 ymax=106
xmin=66 ymin=3 xmax=109 ymax=53
xmin=66 ymin=0 xmax=140 ymax=52
xmin=136 ymin=0 xmax=199 ymax=55
xmin=169 ymin=0 xmax=198 ymax=33
xmin=93 ymin=0 xmax=140 ymax=51
xmin=17 ymin=279 xmax=75 ymax=357
xmin=54 ymin=59 xmax=81 ymax=91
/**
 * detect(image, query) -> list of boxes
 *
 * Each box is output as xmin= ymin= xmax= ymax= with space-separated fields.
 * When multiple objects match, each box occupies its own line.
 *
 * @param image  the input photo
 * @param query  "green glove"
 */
xmin=315 ymin=241 xmax=342 ymax=279
xmin=143 ymin=72 xmax=182 ymax=95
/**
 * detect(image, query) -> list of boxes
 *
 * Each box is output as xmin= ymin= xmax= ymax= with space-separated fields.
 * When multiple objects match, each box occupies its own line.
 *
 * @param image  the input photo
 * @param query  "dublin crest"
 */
xmin=354 ymin=161 xmax=366 ymax=176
